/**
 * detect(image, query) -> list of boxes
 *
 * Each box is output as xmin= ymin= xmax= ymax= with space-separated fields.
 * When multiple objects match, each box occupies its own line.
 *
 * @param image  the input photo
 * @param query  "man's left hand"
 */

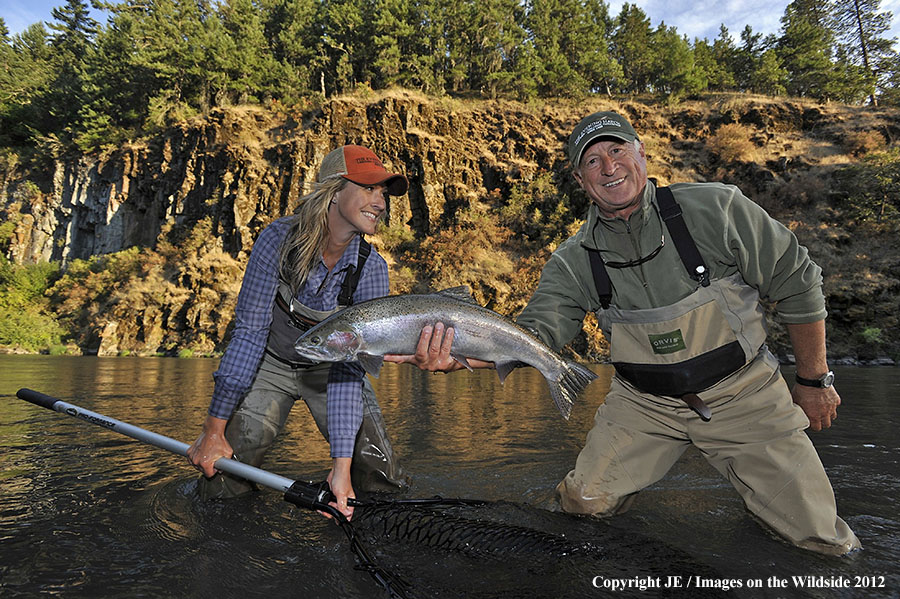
xmin=792 ymin=384 xmax=841 ymax=431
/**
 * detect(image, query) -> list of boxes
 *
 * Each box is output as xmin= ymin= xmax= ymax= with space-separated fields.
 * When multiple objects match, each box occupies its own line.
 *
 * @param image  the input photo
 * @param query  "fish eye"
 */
xmin=310 ymin=336 xmax=321 ymax=344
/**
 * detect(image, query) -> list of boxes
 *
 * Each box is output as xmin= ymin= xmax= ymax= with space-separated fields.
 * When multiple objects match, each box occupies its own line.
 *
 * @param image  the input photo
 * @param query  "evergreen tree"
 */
xmin=710 ymin=25 xmax=738 ymax=89
xmin=750 ymin=48 xmax=789 ymax=96
xmin=693 ymin=27 xmax=737 ymax=92
xmin=576 ymin=0 xmax=622 ymax=96
xmin=220 ymin=0 xmax=281 ymax=103
xmin=263 ymin=0 xmax=321 ymax=101
xmin=372 ymin=0 xmax=435 ymax=91
xmin=612 ymin=3 xmax=654 ymax=93
xmin=732 ymin=25 xmax=764 ymax=90
xmin=466 ymin=0 xmax=527 ymax=98
xmin=46 ymin=0 xmax=99 ymax=140
xmin=525 ymin=0 xmax=587 ymax=96
xmin=318 ymin=0 xmax=375 ymax=94
xmin=649 ymin=24 xmax=705 ymax=99
xmin=832 ymin=0 xmax=897 ymax=104
xmin=777 ymin=0 xmax=836 ymax=99
xmin=1 ymin=24 xmax=55 ymax=148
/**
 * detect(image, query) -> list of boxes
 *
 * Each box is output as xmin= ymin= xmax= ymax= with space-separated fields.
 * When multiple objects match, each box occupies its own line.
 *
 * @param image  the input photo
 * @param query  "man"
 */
xmin=390 ymin=111 xmax=860 ymax=555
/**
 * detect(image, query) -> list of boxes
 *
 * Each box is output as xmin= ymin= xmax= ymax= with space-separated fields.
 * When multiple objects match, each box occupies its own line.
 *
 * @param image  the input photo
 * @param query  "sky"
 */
xmin=3 ymin=0 xmax=900 ymax=45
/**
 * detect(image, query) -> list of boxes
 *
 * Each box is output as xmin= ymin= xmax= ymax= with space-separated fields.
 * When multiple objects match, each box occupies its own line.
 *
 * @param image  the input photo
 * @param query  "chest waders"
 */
xmin=587 ymin=187 xmax=768 ymax=420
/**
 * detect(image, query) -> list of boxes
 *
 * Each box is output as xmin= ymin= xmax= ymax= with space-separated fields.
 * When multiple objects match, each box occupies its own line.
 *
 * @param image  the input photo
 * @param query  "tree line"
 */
xmin=1 ymin=0 xmax=898 ymax=154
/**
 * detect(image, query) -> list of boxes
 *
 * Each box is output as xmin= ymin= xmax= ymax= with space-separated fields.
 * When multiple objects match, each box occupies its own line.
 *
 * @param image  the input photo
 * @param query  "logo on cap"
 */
xmin=574 ymin=118 xmax=625 ymax=147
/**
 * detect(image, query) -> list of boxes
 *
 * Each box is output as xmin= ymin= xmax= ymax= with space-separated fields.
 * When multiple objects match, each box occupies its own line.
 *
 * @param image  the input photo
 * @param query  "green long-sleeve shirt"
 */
xmin=518 ymin=180 xmax=826 ymax=352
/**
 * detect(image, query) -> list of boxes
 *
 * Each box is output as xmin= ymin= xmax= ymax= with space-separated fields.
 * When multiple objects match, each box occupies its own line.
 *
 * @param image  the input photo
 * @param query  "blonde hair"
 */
xmin=278 ymin=176 xmax=348 ymax=295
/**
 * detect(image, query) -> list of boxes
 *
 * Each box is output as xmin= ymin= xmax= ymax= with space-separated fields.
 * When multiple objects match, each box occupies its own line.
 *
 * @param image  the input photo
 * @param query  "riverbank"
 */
xmin=2 ymin=91 xmax=899 ymax=362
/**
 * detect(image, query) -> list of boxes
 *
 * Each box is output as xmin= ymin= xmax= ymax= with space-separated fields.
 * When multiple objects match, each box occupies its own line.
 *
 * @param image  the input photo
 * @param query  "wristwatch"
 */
xmin=795 ymin=370 xmax=835 ymax=388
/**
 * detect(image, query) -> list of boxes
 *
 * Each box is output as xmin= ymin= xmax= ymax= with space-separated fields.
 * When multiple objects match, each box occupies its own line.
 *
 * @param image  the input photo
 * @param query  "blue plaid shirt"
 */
xmin=209 ymin=217 xmax=389 ymax=458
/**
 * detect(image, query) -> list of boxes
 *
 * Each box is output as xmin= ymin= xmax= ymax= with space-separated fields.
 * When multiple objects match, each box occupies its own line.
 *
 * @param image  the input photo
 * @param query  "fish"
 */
xmin=293 ymin=286 xmax=597 ymax=419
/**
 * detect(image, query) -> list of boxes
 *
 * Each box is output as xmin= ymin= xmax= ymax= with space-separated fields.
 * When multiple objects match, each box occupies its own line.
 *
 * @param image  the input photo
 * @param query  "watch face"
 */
xmin=823 ymin=371 xmax=835 ymax=387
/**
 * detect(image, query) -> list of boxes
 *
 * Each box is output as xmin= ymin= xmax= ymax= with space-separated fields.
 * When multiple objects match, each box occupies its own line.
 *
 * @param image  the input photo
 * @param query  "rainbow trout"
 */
xmin=293 ymin=287 xmax=597 ymax=419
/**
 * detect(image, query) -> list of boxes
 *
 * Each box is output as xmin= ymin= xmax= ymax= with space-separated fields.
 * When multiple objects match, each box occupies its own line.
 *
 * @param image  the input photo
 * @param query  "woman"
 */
xmin=188 ymin=145 xmax=409 ymax=521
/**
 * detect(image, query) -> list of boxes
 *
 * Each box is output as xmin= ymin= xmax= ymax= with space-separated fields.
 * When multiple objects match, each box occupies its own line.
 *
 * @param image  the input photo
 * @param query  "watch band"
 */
xmin=795 ymin=370 xmax=835 ymax=388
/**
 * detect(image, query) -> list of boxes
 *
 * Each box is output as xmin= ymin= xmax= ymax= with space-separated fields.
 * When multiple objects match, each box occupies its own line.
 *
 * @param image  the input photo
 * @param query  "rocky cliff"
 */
xmin=2 ymin=90 xmax=899 ymax=361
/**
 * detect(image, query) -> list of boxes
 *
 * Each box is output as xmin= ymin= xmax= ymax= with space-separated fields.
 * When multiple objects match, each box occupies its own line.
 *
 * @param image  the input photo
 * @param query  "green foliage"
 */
xmin=860 ymin=327 xmax=883 ymax=344
xmin=500 ymin=170 xmax=572 ymax=247
xmin=1 ymin=0 xmax=899 ymax=153
xmin=0 ymin=255 xmax=65 ymax=350
xmin=831 ymin=148 xmax=900 ymax=224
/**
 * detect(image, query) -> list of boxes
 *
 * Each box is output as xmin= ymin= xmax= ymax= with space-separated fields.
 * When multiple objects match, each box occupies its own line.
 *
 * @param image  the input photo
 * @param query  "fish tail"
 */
xmin=549 ymin=361 xmax=598 ymax=420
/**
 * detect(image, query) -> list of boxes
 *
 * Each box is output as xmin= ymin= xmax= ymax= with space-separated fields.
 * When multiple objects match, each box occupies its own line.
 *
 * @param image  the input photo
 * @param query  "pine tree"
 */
xmin=832 ymin=0 xmax=896 ymax=104
xmin=1 ymin=24 xmax=56 ymax=148
xmin=649 ymin=24 xmax=705 ymax=99
xmin=612 ymin=3 xmax=654 ymax=93
xmin=220 ymin=0 xmax=281 ymax=103
xmin=777 ymin=0 xmax=836 ymax=99
xmin=46 ymin=0 xmax=99 ymax=140
xmin=318 ymin=0 xmax=375 ymax=94
xmin=263 ymin=0 xmax=321 ymax=101
xmin=750 ymin=48 xmax=789 ymax=96
xmin=576 ymin=0 xmax=622 ymax=95
xmin=525 ymin=0 xmax=586 ymax=96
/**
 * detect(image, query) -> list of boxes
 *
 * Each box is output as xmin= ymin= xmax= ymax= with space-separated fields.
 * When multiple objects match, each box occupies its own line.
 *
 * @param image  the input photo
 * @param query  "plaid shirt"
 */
xmin=209 ymin=217 xmax=389 ymax=458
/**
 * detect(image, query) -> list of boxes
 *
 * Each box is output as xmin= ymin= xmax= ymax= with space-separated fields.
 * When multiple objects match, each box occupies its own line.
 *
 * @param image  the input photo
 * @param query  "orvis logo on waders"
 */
xmin=649 ymin=330 xmax=686 ymax=354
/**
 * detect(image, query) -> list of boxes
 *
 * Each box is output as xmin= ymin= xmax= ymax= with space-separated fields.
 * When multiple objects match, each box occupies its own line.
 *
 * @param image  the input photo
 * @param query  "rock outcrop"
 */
xmin=2 ymin=91 xmax=899 ymax=360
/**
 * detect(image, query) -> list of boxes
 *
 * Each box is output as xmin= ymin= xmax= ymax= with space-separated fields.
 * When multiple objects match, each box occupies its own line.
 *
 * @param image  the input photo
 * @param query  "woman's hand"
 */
xmin=325 ymin=457 xmax=355 ymax=520
xmin=187 ymin=415 xmax=233 ymax=478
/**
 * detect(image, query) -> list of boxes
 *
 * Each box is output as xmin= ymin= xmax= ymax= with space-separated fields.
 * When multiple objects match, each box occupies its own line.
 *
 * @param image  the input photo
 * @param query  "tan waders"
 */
xmin=200 ymin=353 xmax=408 ymax=500
xmin=557 ymin=350 xmax=861 ymax=556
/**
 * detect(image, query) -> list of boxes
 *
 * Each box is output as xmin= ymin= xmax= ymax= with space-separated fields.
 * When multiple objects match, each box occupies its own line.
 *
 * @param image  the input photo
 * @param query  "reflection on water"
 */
xmin=1 ymin=355 xmax=898 ymax=598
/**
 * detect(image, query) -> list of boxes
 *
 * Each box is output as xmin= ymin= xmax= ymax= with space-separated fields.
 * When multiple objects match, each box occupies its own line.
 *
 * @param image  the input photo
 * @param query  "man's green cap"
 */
xmin=569 ymin=111 xmax=638 ymax=167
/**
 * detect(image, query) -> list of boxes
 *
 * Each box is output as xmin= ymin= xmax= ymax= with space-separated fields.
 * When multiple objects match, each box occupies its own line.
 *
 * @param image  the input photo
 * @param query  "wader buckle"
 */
xmin=680 ymin=393 xmax=712 ymax=421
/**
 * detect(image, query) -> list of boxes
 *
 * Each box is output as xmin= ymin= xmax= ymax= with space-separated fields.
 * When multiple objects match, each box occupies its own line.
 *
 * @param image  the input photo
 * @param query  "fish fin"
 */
xmin=437 ymin=286 xmax=477 ymax=303
xmin=357 ymin=353 xmax=384 ymax=378
xmin=495 ymin=360 xmax=525 ymax=384
xmin=547 ymin=361 xmax=598 ymax=420
xmin=451 ymin=353 xmax=474 ymax=371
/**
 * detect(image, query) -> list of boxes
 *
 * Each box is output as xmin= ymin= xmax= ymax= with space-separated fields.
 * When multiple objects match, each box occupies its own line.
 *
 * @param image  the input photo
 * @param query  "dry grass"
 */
xmin=842 ymin=129 xmax=886 ymax=156
xmin=707 ymin=123 xmax=758 ymax=163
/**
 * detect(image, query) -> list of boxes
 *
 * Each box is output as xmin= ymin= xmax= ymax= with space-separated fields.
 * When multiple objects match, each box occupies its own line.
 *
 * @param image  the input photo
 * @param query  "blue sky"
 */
xmin=3 ymin=0 xmax=900 ymax=45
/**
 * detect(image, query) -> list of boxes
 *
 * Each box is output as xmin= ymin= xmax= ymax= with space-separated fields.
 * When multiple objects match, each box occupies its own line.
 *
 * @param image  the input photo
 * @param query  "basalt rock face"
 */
xmin=2 ymin=92 xmax=899 ymax=360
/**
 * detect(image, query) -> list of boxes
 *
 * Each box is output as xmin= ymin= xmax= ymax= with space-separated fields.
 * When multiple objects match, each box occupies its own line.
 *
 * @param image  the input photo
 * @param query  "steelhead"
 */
xmin=293 ymin=287 xmax=597 ymax=419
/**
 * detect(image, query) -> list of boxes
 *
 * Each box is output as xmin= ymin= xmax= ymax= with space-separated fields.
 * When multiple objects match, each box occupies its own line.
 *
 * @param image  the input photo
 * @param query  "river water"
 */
xmin=0 ymin=355 xmax=897 ymax=598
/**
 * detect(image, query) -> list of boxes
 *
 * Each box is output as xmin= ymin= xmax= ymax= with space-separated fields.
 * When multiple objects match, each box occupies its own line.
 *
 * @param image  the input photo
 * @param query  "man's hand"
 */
xmin=786 ymin=320 xmax=839 ymax=431
xmin=791 ymin=384 xmax=840 ymax=431
xmin=383 ymin=322 xmax=492 ymax=372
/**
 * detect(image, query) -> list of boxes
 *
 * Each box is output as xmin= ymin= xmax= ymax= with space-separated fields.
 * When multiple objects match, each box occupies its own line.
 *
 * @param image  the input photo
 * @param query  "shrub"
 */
xmin=0 ymin=256 xmax=65 ymax=351
xmin=831 ymin=148 xmax=900 ymax=224
xmin=708 ymin=123 xmax=757 ymax=163
xmin=843 ymin=130 xmax=884 ymax=156
xmin=860 ymin=327 xmax=883 ymax=345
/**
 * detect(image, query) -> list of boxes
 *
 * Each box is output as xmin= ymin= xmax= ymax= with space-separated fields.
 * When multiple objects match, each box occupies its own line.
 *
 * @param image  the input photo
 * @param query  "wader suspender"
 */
xmin=587 ymin=187 xmax=714 ymax=421
xmin=267 ymin=239 xmax=372 ymax=368
xmin=274 ymin=238 xmax=372 ymax=328
xmin=588 ymin=186 xmax=710 ymax=310
xmin=337 ymin=238 xmax=371 ymax=307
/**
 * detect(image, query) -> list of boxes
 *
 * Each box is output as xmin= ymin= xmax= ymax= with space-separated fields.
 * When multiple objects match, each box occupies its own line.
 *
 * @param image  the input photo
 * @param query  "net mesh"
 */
xmin=354 ymin=503 xmax=590 ymax=558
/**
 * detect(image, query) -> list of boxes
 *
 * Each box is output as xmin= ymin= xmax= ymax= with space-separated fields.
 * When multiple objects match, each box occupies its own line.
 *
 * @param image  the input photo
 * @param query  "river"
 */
xmin=1 ymin=355 xmax=897 ymax=598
